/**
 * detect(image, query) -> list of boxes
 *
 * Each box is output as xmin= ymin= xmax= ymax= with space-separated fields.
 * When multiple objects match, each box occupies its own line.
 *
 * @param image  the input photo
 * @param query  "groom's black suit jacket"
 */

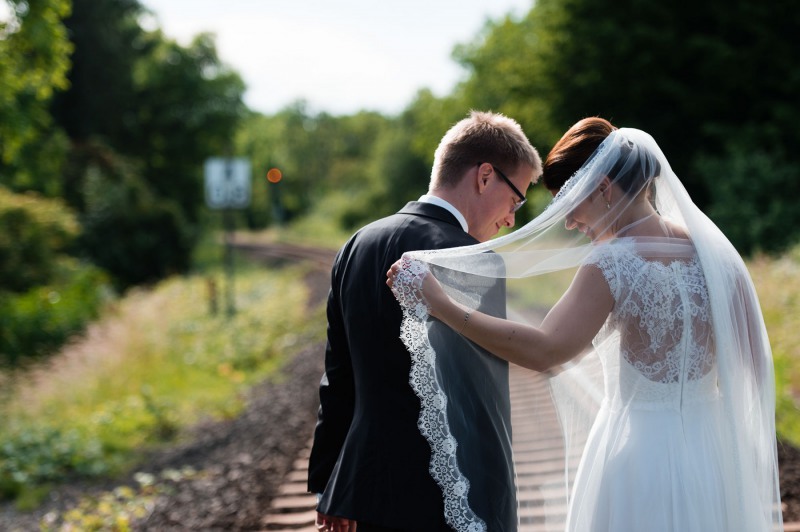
xmin=308 ymin=202 xmax=516 ymax=531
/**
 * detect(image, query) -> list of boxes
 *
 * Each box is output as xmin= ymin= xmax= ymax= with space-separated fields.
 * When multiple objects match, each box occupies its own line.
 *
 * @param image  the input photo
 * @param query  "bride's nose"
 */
xmin=565 ymin=214 xmax=577 ymax=230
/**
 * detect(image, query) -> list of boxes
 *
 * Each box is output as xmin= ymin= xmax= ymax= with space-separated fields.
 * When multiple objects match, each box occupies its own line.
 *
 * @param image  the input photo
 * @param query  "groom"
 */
xmin=308 ymin=111 xmax=541 ymax=532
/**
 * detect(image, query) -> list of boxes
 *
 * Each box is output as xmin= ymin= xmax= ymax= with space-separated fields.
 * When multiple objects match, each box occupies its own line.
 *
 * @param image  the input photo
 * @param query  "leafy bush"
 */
xmin=0 ymin=425 xmax=107 ymax=504
xmin=0 ymin=258 xmax=111 ymax=366
xmin=79 ymin=166 xmax=195 ymax=290
xmin=0 ymin=188 xmax=110 ymax=366
xmin=0 ymin=187 xmax=79 ymax=293
xmin=696 ymin=141 xmax=800 ymax=255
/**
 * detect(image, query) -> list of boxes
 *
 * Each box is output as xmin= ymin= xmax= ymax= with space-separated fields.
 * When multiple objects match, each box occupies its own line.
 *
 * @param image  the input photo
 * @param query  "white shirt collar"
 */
xmin=418 ymin=194 xmax=468 ymax=233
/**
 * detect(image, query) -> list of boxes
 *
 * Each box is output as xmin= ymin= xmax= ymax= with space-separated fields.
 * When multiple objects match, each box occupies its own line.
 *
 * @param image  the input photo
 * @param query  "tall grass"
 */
xmin=234 ymin=213 xmax=351 ymax=251
xmin=0 ymin=258 xmax=325 ymax=506
xmin=748 ymin=246 xmax=800 ymax=446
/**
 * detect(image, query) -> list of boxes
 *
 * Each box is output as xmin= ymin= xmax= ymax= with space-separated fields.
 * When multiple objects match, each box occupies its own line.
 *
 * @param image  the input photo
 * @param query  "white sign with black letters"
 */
xmin=204 ymin=158 xmax=252 ymax=209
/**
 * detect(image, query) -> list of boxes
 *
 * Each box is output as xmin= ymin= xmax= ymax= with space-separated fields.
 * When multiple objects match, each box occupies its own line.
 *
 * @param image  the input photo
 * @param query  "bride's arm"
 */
xmin=391 ymin=263 xmax=613 ymax=372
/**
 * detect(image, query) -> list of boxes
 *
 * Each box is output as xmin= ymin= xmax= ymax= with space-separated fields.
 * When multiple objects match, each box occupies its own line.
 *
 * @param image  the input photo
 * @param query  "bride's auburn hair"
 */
xmin=542 ymin=117 xmax=616 ymax=192
xmin=543 ymin=117 xmax=661 ymax=197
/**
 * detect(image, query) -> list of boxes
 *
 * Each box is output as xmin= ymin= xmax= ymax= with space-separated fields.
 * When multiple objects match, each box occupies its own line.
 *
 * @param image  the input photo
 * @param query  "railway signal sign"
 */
xmin=204 ymin=157 xmax=252 ymax=209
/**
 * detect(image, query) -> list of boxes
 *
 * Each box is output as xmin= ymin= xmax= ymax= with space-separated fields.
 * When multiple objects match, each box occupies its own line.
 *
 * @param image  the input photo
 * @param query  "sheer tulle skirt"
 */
xmin=566 ymin=399 xmax=734 ymax=532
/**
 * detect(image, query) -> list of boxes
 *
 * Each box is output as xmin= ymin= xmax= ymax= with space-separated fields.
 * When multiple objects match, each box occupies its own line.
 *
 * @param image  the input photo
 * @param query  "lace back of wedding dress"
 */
xmin=587 ymin=239 xmax=717 ymax=407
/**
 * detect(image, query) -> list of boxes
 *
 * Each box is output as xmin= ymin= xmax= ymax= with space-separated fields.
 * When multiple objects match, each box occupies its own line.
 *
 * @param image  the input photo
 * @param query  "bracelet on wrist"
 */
xmin=459 ymin=310 xmax=472 ymax=334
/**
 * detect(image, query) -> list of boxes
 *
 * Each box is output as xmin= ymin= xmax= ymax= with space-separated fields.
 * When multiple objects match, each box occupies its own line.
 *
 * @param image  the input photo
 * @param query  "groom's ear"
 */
xmin=476 ymin=162 xmax=492 ymax=194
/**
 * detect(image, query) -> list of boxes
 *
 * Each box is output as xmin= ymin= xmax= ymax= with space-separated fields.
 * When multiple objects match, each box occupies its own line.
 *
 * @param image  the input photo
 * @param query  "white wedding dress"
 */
xmin=564 ymin=237 xmax=732 ymax=531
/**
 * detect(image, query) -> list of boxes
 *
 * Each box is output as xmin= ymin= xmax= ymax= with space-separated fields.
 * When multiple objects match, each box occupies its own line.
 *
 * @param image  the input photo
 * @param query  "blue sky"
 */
xmin=139 ymin=0 xmax=532 ymax=115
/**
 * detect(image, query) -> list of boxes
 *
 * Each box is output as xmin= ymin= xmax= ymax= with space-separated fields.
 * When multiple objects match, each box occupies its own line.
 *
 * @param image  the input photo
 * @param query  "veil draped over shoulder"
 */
xmin=393 ymin=129 xmax=782 ymax=531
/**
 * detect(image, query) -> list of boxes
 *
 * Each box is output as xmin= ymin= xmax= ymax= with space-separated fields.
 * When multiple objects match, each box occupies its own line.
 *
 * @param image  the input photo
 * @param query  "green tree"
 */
xmin=52 ymin=2 xmax=246 ymax=224
xmin=50 ymin=0 xmax=141 ymax=144
xmin=61 ymin=140 xmax=194 ymax=289
xmin=237 ymin=103 xmax=394 ymax=229
xmin=352 ymin=89 xmax=471 ymax=227
xmin=237 ymin=102 xmax=324 ymax=225
xmin=453 ymin=10 xmax=561 ymax=151
xmin=120 ymin=30 xmax=246 ymax=224
xmin=47 ymin=0 xmax=247 ymax=287
xmin=693 ymin=128 xmax=800 ymax=254
xmin=0 ymin=0 xmax=72 ymax=194
xmin=456 ymin=0 xmax=800 ymax=253
xmin=79 ymin=166 xmax=193 ymax=288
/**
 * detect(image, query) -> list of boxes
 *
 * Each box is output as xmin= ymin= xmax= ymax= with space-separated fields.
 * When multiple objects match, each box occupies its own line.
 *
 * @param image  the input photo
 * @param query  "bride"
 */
xmin=387 ymin=118 xmax=783 ymax=531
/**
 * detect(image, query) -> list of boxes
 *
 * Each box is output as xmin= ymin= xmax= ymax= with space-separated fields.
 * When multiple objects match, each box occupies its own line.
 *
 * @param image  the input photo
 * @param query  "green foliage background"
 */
xmin=4 ymin=0 xmax=797 ymax=290
xmin=0 ymin=0 xmax=797 ymax=370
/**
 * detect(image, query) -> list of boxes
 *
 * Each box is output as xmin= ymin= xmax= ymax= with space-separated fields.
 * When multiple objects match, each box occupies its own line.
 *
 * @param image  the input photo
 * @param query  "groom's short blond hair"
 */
xmin=430 ymin=110 xmax=541 ymax=190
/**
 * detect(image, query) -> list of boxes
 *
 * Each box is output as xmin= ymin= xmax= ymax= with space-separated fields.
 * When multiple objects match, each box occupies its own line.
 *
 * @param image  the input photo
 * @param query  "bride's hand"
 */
xmin=385 ymin=257 xmax=408 ymax=291
xmin=386 ymin=256 xmax=449 ymax=318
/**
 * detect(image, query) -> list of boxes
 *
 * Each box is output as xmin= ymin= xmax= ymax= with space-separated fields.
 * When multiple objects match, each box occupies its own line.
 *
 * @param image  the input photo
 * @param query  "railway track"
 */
xmin=234 ymin=241 xmax=338 ymax=272
xmin=259 ymin=367 xmax=571 ymax=531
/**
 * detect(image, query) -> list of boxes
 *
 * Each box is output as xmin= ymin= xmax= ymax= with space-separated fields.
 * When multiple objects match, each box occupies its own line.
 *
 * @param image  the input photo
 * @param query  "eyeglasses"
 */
xmin=489 ymin=164 xmax=527 ymax=213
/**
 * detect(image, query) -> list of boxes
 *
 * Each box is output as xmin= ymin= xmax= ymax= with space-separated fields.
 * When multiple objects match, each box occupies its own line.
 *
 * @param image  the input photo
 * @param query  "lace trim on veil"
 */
xmin=393 ymin=259 xmax=487 ymax=532
xmin=549 ymin=137 xmax=611 ymax=206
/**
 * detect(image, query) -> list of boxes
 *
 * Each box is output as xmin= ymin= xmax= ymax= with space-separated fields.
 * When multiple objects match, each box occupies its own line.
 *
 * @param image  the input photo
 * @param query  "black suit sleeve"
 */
xmin=307 ymin=258 xmax=355 ymax=493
